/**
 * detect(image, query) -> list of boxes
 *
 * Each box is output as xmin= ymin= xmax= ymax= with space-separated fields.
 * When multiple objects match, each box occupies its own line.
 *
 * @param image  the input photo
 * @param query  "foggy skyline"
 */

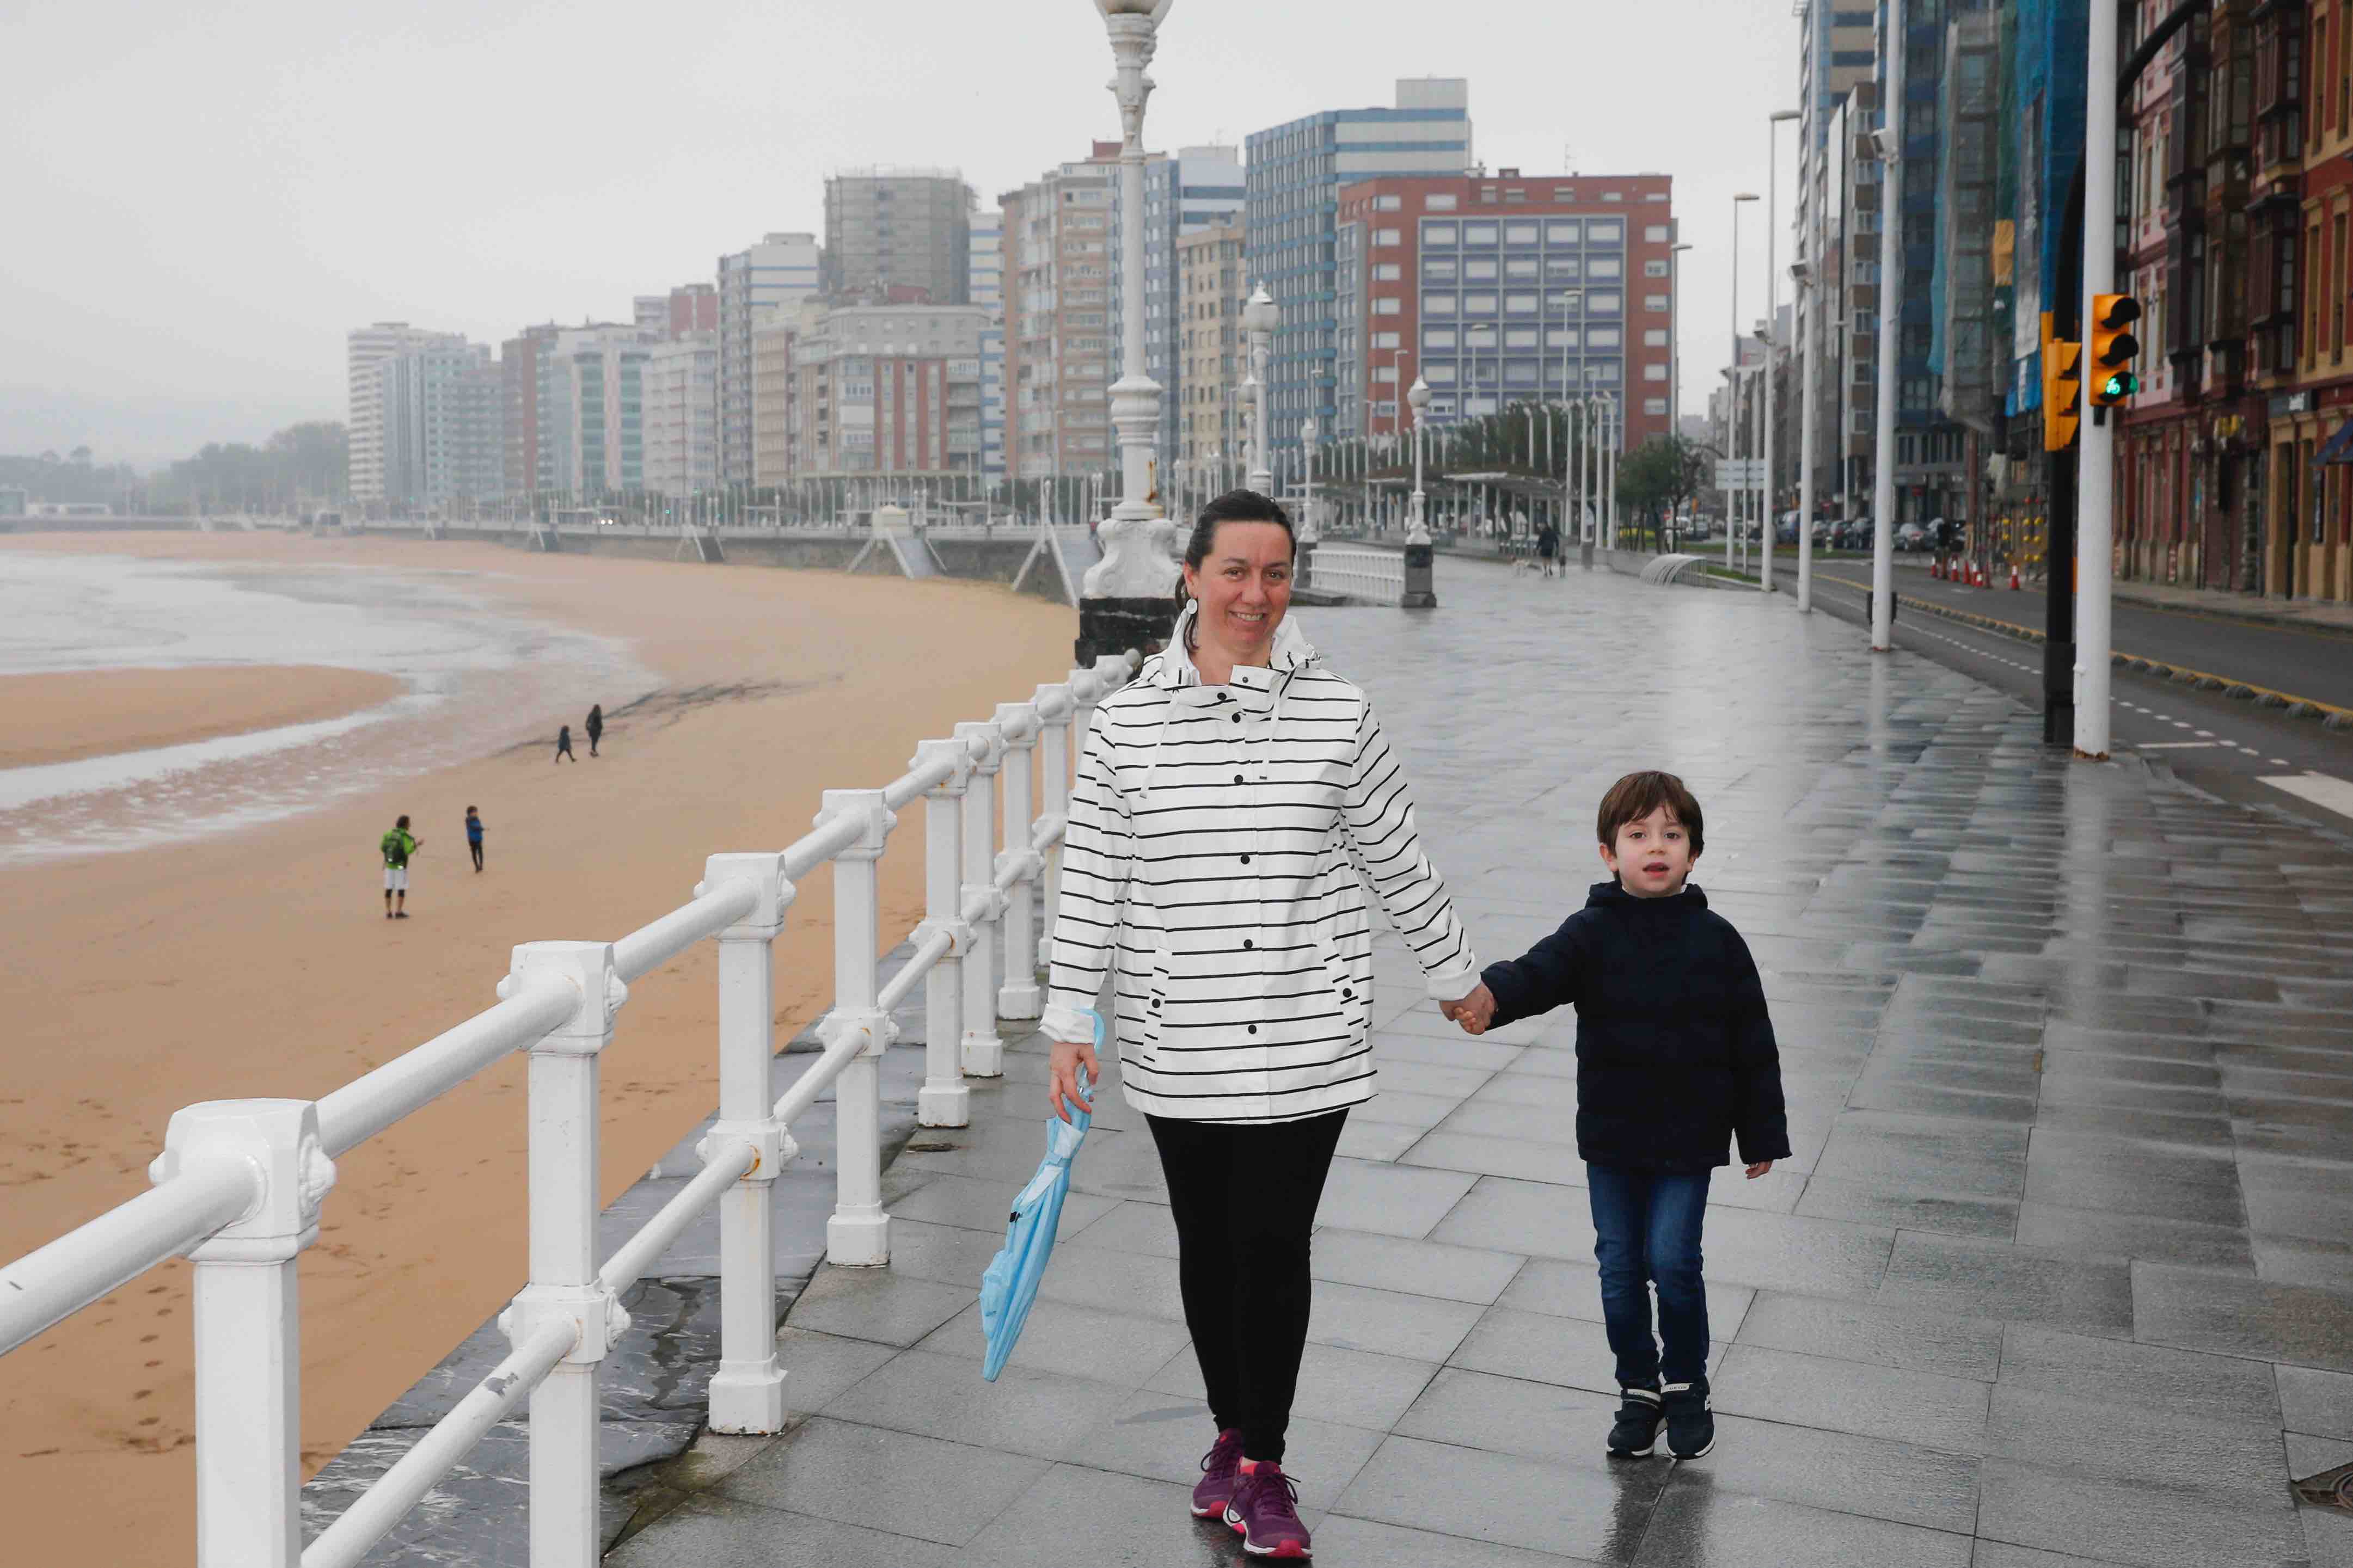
xmin=1 ymin=0 xmax=1796 ymax=463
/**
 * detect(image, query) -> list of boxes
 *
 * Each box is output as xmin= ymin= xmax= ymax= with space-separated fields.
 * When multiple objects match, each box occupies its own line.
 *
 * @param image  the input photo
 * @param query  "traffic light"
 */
xmin=2041 ymin=312 xmax=2081 ymax=452
xmin=2088 ymin=292 xmax=2143 ymax=408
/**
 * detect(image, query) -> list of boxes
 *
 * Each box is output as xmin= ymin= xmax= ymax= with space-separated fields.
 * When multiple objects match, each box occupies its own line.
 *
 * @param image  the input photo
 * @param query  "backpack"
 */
xmin=381 ymin=829 xmax=407 ymax=866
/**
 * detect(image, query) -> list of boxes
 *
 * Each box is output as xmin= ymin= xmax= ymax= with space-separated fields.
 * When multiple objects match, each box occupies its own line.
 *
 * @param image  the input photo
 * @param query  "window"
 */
xmin=1504 ymin=223 xmax=1541 ymax=245
xmin=1506 ymin=257 xmax=1541 ymax=280
xmin=1644 ymin=225 xmax=1671 ymax=243
xmin=1423 ymin=221 xmax=1458 ymax=245
xmin=1424 ymin=292 xmax=1458 ymax=316
xmin=1465 ymin=293 xmax=1499 ymax=314
xmin=1463 ymin=223 xmax=1499 ymax=245
xmin=1373 ymin=331 xmax=1400 ymax=348
xmin=1426 ymin=193 xmax=1458 ymax=211
xmin=1547 ymin=256 xmax=1583 ymax=281
xmin=1505 ymin=292 xmax=1540 ymax=314
xmin=1374 ymin=194 xmax=1402 ymax=211
xmin=1643 ymin=364 xmax=1669 ymax=382
xmin=1374 ymin=365 xmax=1399 ymax=383
xmin=1505 ymin=359 xmax=1540 ymax=385
xmin=1546 ymin=222 xmax=1582 ymax=244
xmin=1505 ymin=327 xmax=1539 ymax=347
xmin=1424 ymin=328 xmax=1459 ymax=349
xmin=1644 ymin=328 xmax=1669 ymax=346
xmin=1589 ymin=220 xmax=1624 ymax=243
xmin=1425 ymin=257 xmax=1458 ymax=281
xmin=1588 ymin=327 xmax=1622 ymax=348
xmin=1589 ymin=257 xmax=1623 ymax=280
xmin=1374 ymin=227 xmax=1402 ymax=247
xmin=1645 ymin=294 xmax=1670 ymax=312
xmin=1645 ymin=397 xmax=1669 ymax=414
xmin=1602 ymin=191 xmax=1624 ymax=202
xmin=1547 ymin=326 xmax=1580 ymax=348
xmin=1589 ymin=292 xmax=1623 ymax=313
xmin=1466 ymin=259 xmax=1498 ymax=281
xmin=1374 ymin=263 xmax=1402 ymax=280
xmin=1425 ymin=362 xmax=1459 ymax=384
xmin=1374 ymin=297 xmax=1402 ymax=316
xmin=1552 ymin=187 xmax=1575 ymax=200
xmin=1589 ymin=361 xmax=1622 ymax=382
xmin=1644 ymin=260 xmax=1671 ymax=277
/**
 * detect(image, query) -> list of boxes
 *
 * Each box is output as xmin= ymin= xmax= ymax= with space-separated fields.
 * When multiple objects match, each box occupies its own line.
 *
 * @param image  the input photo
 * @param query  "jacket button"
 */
xmin=1248 ymin=1024 xmax=1258 ymax=1035
xmin=1233 ymin=773 xmax=1244 ymax=784
xmin=1231 ymin=712 xmax=1241 ymax=723
xmin=1240 ymin=854 xmax=1252 ymax=864
xmin=1242 ymin=939 xmax=1254 ymax=949
xmin=1341 ymin=989 xmax=1352 ymax=999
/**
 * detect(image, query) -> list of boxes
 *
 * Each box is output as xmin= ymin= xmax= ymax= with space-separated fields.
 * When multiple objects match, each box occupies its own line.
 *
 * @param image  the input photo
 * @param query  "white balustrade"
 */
xmin=1306 ymin=543 xmax=1409 ymax=605
xmin=0 ymin=648 xmax=1142 ymax=1568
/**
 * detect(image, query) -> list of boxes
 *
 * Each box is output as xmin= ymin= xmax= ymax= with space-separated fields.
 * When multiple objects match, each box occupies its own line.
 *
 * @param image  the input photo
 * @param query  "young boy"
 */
xmin=1444 ymin=770 xmax=1789 ymax=1462
xmin=465 ymin=806 xmax=485 ymax=872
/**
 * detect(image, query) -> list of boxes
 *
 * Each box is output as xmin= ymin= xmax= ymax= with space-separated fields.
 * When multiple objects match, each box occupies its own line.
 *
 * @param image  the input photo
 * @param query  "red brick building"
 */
xmin=1332 ymin=171 xmax=1676 ymax=449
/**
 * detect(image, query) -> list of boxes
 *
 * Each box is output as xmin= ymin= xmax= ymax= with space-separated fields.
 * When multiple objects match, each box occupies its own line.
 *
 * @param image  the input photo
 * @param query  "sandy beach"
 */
xmin=0 ymin=532 xmax=1077 ymax=1558
xmin=0 ymin=665 xmax=406 ymax=769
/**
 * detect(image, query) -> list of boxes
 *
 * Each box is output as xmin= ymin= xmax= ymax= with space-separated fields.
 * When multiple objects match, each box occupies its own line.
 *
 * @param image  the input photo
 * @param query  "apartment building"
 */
xmin=1176 ymin=222 xmax=1243 ymax=471
xmin=717 ymin=233 xmax=823 ymax=487
xmin=377 ymin=340 xmax=503 ymax=506
xmin=1000 ymin=146 xmax=1119 ymax=483
xmin=823 ymin=170 xmax=973 ymax=305
xmin=644 ymin=333 xmax=720 ymax=498
xmin=788 ymin=301 xmax=989 ymax=477
xmin=535 ymin=324 xmax=653 ymax=494
xmin=347 ymin=322 xmax=469 ymax=501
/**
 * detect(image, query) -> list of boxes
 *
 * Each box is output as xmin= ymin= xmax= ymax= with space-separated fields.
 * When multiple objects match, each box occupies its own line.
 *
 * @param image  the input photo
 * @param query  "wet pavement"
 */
xmin=609 ymin=558 xmax=2353 ymax=1567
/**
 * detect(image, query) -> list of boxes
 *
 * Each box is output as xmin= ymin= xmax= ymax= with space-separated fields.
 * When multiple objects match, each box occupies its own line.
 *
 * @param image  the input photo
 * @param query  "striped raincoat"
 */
xmin=1041 ymin=605 xmax=1479 ymax=1124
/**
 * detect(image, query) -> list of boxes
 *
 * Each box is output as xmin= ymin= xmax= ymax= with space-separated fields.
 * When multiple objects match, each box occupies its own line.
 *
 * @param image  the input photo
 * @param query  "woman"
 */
xmin=1042 ymin=489 xmax=1480 ymax=1560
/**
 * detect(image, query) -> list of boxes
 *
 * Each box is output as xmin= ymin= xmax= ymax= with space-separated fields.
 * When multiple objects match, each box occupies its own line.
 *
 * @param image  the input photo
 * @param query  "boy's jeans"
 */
xmin=1586 ymin=1163 xmax=1712 ymax=1387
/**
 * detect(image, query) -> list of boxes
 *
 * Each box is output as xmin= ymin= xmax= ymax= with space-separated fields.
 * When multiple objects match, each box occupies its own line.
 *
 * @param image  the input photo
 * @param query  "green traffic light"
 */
xmin=2101 ymin=372 xmax=2138 ymax=398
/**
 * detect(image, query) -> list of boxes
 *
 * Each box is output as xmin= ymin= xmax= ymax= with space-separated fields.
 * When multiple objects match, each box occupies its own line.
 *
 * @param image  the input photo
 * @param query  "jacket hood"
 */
xmin=1138 ymin=602 xmax=1319 ymax=690
xmin=1585 ymin=878 xmax=1708 ymax=911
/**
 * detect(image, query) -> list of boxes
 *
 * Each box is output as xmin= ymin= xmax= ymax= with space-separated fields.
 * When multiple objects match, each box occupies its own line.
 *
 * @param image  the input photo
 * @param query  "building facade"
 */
xmin=1114 ymin=145 xmax=1246 ymax=461
xmin=1331 ymin=171 xmax=1677 ymax=451
xmin=644 ymin=332 xmax=720 ymax=499
xmin=347 ymin=322 xmax=469 ymax=502
xmin=1176 ymin=221 xmax=1244 ymax=476
xmin=788 ymin=302 xmax=989 ymax=478
xmin=969 ymin=214 xmax=1007 ymax=482
xmin=536 ymin=325 xmax=653 ymax=495
xmin=717 ymin=233 xmax=823 ymax=488
xmin=500 ymin=323 xmax=561 ymax=499
xmin=751 ymin=309 xmax=802 ymax=489
xmin=1246 ymin=79 xmax=1474 ymax=465
xmin=1000 ymin=147 xmax=1118 ymax=483
xmin=823 ymin=170 xmax=973 ymax=305
xmin=377 ymin=341 xmax=503 ymax=507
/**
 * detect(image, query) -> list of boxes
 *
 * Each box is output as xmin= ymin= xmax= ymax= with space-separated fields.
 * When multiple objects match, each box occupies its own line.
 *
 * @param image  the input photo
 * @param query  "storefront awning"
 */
xmin=2313 ymin=422 xmax=2353 ymax=465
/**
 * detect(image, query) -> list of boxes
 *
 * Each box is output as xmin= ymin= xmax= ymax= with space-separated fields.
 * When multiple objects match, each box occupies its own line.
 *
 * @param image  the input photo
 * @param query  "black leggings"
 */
xmin=469 ymin=841 xmax=484 ymax=871
xmin=1146 ymin=1109 xmax=1347 ymax=1464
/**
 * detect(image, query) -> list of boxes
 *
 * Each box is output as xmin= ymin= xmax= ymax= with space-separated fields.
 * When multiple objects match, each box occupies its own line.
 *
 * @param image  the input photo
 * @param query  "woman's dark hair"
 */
xmin=1174 ymin=489 xmax=1295 ymax=652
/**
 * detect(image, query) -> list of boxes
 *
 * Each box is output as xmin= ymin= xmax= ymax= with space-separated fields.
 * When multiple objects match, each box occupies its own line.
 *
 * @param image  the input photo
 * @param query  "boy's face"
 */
xmin=1599 ymin=805 xmax=1696 ymax=897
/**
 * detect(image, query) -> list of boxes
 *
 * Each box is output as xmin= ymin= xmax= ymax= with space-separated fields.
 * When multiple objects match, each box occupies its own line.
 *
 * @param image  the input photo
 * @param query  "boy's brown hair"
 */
xmin=1596 ymin=770 xmax=1704 ymax=859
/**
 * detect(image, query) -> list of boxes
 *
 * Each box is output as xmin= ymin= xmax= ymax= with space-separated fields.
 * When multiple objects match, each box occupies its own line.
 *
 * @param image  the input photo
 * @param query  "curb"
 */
xmin=1808 ymin=573 xmax=2353 ymax=731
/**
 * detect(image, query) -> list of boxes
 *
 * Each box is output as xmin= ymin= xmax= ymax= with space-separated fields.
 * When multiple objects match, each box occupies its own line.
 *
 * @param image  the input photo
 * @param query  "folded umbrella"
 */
xmin=977 ymin=1009 xmax=1098 ymax=1381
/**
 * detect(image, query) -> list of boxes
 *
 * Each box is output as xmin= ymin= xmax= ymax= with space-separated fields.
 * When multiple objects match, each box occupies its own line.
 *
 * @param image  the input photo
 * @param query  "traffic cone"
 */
xmin=2008 ymin=561 xmax=2020 ymax=590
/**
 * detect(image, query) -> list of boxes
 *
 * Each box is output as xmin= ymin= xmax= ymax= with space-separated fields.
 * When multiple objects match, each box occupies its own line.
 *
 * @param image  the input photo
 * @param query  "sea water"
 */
xmin=0 ymin=553 xmax=658 ymax=861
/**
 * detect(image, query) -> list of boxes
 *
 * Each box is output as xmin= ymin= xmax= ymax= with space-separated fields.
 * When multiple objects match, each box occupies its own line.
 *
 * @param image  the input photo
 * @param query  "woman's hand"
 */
xmin=1047 ymin=1034 xmax=1100 ymax=1124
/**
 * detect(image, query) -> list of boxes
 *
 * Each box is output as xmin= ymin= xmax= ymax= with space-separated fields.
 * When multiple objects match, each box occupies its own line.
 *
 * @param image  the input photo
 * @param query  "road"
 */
xmin=1797 ymin=568 xmax=2353 ymax=841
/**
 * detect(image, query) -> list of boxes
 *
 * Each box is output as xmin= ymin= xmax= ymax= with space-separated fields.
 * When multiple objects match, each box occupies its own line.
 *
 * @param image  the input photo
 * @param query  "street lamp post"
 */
xmin=1076 ymin=0 xmax=1179 ymax=665
xmin=1729 ymin=192 xmax=1759 ymax=573
xmin=1243 ymin=284 xmax=1277 ymax=494
xmin=1402 ymin=374 xmax=1438 ymax=607
xmin=1298 ymin=416 xmax=1319 ymax=587
xmin=1670 ymin=240 xmax=1692 ymax=545
xmin=1870 ymin=0 xmax=1905 ymax=651
xmin=1793 ymin=257 xmax=1817 ymax=613
xmin=1765 ymin=109 xmax=1800 ymax=593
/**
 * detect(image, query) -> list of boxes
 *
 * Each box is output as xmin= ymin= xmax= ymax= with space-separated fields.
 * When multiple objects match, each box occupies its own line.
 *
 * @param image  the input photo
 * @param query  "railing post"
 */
xmin=910 ymin=739 xmax=975 ymax=1128
xmin=152 ymin=1099 xmax=334 ymax=1568
xmin=1032 ymin=681 xmax=1075 ymax=920
xmin=952 ymin=721 xmax=1009 ymax=1077
xmin=818 ymin=790 xmax=898 ymax=1265
xmin=698 ymin=852 xmax=795 ymax=1433
xmin=497 ymin=940 xmax=629 ymax=1568
xmin=994 ymin=701 xmax=1045 ymax=1021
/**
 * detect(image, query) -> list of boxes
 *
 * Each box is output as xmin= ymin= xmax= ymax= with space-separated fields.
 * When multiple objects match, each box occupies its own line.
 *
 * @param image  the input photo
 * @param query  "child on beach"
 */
xmin=379 ymin=815 xmax=421 ymax=919
xmin=555 ymin=724 xmax=575 ymax=763
xmin=465 ymin=806 xmax=484 ymax=872
xmin=1443 ymin=770 xmax=1790 ymax=1462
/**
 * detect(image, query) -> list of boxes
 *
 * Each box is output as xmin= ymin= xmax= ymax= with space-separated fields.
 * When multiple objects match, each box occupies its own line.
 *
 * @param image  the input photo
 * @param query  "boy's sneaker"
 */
xmin=1606 ymin=1383 xmax=1664 ymax=1458
xmin=1224 ymin=1461 xmax=1311 ymax=1558
xmin=1191 ymin=1428 xmax=1244 ymax=1519
xmin=1662 ymin=1377 xmax=1714 ymax=1459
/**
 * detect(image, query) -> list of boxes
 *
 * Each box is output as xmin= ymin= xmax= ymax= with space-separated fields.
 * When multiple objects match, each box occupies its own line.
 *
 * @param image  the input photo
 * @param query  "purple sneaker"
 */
xmin=1224 ymin=1461 xmax=1311 ymax=1558
xmin=1191 ymin=1428 xmax=1244 ymax=1519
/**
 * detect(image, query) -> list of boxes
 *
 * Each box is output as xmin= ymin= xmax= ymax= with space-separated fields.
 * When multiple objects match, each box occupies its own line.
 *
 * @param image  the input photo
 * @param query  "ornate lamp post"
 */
xmin=1077 ymin=0 xmax=1179 ymax=663
xmin=1242 ymin=284 xmax=1277 ymax=493
xmin=1402 ymin=375 xmax=1437 ymax=607
xmin=1297 ymin=415 xmax=1319 ymax=588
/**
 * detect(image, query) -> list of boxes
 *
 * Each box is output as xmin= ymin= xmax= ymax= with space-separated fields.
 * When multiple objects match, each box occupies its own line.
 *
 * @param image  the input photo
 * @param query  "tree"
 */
xmin=1615 ymin=436 xmax=1713 ymax=549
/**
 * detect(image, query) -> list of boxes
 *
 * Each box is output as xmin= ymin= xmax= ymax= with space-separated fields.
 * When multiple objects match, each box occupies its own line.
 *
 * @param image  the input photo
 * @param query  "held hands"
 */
xmin=1441 ymin=983 xmax=1497 ymax=1035
xmin=1046 ymin=1034 xmax=1100 ymax=1124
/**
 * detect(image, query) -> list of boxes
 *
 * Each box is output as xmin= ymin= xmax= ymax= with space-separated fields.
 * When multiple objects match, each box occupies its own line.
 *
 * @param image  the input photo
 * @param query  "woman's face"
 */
xmin=1182 ymin=521 xmax=1294 ymax=666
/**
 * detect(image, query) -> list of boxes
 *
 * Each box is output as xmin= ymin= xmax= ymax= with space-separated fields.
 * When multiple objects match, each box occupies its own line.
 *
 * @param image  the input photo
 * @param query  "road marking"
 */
xmin=2139 ymin=741 xmax=2222 ymax=749
xmin=2262 ymin=772 xmax=2353 ymax=818
xmin=2240 ymin=747 xmax=2260 ymax=755
xmin=2272 ymin=758 xmax=2291 ymax=766
xmin=2195 ymin=729 xmax=2215 ymax=737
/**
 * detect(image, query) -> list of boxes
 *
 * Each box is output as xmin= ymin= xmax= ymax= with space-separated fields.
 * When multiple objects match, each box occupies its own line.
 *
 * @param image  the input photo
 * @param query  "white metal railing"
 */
xmin=0 ymin=648 xmax=1139 ymax=1568
xmin=1306 ymin=542 xmax=1408 ymax=605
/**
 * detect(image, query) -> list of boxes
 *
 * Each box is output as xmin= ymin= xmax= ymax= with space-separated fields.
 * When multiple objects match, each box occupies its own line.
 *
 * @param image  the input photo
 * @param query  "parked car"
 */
xmin=1895 ymin=522 xmax=1928 ymax=551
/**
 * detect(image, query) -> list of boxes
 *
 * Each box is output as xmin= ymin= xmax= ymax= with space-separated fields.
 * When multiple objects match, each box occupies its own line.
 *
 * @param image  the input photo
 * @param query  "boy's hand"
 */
xmin=1744 ymin=1161 xmax=1774 ymax=1179
xmin=1441 ymin=983 xmax=1497 ymax=1035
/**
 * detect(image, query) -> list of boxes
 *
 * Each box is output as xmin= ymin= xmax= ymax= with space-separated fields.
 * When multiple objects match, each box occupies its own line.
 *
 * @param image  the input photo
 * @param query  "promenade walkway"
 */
xmin=609 ymin=559 xmax=2353 ymax=1568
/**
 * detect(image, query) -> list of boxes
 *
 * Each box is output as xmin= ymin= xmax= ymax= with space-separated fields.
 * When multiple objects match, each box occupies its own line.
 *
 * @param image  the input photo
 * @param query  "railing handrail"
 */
xmin=0 ymin=642 xmax=1143 ymax=1568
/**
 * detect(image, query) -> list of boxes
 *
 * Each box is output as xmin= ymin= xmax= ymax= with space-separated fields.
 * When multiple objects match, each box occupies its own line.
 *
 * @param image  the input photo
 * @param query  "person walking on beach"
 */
xmin=555 ymin=724 xmax=575 ymax=763
xmin=585 ymin=704 xmax=604 ymax=757
xmin=1043 ymin=489 xmax=1481 ymax=1561
xmin=379 ymin=815 xmax=421 ymax=919
xmin=464 ymin=805 xmax=484 ymax=872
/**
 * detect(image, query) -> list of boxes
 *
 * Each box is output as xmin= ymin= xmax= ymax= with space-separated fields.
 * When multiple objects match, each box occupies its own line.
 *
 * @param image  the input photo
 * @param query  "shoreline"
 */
xmin=0 ymin=532 xmax=1080 ymax=1560
xmin=0 ymin=665 xmax=409 ymax=770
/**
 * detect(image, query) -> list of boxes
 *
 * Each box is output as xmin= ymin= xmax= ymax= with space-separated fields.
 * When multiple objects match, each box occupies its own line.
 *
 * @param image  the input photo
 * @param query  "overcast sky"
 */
xmin=1 ymin=0 xmax=1799 ymax=465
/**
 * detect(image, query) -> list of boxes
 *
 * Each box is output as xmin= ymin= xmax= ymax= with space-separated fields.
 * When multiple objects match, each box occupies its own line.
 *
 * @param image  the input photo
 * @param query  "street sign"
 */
xmin=1714 ymin=459 xmax=1764 ymax=487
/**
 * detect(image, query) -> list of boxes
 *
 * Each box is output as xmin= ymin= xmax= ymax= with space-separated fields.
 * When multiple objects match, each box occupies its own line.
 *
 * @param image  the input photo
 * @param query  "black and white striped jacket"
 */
xmin=1042 ymin=607 xmax=1479 ymax=1124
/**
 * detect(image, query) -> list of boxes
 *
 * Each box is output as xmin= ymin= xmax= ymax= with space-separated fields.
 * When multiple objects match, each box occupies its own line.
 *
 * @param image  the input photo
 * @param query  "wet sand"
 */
xmin=0 ymin=532 xmax=1076 ymax=1558
xmin=0 ymin=665 xmax=407 ymax=769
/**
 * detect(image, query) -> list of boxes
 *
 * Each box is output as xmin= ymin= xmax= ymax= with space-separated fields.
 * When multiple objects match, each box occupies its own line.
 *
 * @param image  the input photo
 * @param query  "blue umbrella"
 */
xmin=978 ymin=1009 xmax=1098 ymax=1381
